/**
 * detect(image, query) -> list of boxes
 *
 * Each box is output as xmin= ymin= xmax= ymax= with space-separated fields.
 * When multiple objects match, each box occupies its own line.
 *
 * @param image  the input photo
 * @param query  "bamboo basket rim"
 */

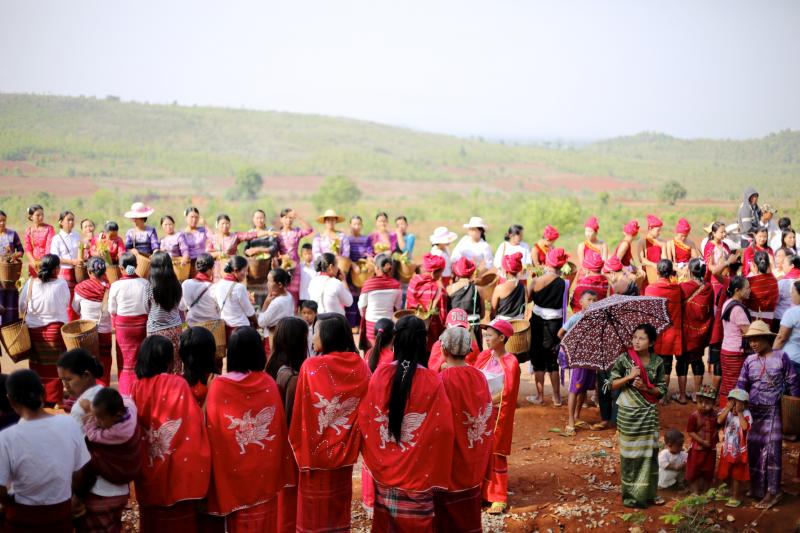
xmin=0 ymin=319 xmax=32 ymax=360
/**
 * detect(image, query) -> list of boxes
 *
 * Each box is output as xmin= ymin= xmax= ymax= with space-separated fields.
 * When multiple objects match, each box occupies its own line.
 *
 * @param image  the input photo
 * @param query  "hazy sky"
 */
xmin=1 ymin=0 xmax=798 ymax=140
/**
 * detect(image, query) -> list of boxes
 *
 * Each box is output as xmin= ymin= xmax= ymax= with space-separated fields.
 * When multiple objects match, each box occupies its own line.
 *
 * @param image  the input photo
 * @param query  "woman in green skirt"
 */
xmin=609 ymin=323 xmax=667 ymax=507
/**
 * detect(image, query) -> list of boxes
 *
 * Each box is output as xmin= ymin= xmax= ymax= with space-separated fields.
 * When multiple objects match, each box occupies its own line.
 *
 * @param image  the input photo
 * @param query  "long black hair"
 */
xmin=135 ymin=335 xmax=174 ymax=378
xmin=753 ymin=251 xmax=771 ymax=275
xmin=368 ymin=318 xmax=394 ymax=372
xmin=148 ymin=251 xmax=182 ymax=310
xmin=227 ymin=327 xmax=267 ymax=372
xmin=315 ymin=313 xmax=357 ymax=353
xmin=266 ymin=317 xmax=308 ymax=378
xmin=37 ymin=253 xmax=60 ymax=282
xmin=179 ymin=327 xmax=217 ymax=387
xmin=57 ymin=348 xmax=104 ymax=379
xmin=6 ymin=369 xmax=44 ymax=411
xmin=708 ymin=221 xmax=725 ymax=240
xmin=782 ymin=229 xmax=796 ymax=249
xmin=387 ymin=315 xmax=428 ymax=443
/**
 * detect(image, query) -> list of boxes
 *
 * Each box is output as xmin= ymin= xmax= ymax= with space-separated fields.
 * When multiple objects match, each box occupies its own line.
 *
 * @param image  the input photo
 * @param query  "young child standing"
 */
xmin=717 ymin=388 xmax=751 ymax=507
xmin=658 ymin=429 xmax=687 ymax=489
xmin=685 ymin=385 xmax=719 ymax=493
xmin=298 ymin=299 xmax=318 ymax=354
xmin=561 ymin=290 xmax=598 ymax=435
xmin=298 ymin=242 xmax=315 ymax=302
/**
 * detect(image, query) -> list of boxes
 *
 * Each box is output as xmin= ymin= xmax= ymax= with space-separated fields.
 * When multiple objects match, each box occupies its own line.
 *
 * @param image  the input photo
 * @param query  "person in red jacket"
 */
xmin=744 ymin=251 xmax=779 ymax=327
xmin=407 ymin=253 xmax=449 ymax=351
xmin=644 ymin=259 xmax=683 ymax=404
xmin=679 ymin=258 xmax=715 ymax=403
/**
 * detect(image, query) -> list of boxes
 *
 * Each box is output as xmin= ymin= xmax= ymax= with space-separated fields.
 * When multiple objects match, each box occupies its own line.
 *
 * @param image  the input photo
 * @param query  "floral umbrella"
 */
xmin=561 ymin=295 xmax=672 ymax=371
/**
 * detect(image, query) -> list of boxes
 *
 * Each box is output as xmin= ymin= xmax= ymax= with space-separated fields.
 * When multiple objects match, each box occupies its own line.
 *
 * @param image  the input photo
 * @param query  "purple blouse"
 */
xmin=736 ymin=349 xmax=800 ymax=406
xmin=0 ymin=230 xmax=23 ymax=255
xmin=278 ymin=227 xmax=313 ymax=262
xmin=347 ymin=235 xmax=372 ymax=261
xmin=124 ymin=226 xmax=159 ymax=255
xmin=183 ymin=227 xmax=208 ymax=260
xmin=367 ymin=231 xmax=398 ymax=256
xmin=160 ymin=232 xmax=189 ymax=258
xmin=312 ymin=231 xmax=350 ymax=259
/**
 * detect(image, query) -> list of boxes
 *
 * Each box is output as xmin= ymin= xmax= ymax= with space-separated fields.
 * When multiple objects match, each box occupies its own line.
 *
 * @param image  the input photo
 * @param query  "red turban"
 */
xmin=675 ymin=218 xmax=691 ymax=235
xmin=623 ymin=220 xmax=640 ymax=236
xmin=583 ymin=250 xmax=604 ymax=272
xmin=423 ymin=253 xmax=446 ymax=273
xmin=584 ymin=216 xmax=600 ymax=232
xmin=545 ymin=248 xmax=568 ymax=269
xmin=451 ymin=257 xmax=475 ymax=278
xmin=603 ymin=255 xmax=623 ymax=273
xmin=543 ymin=225 xmax=560 ymax=242
xmin=647 ymin=215 xmax=663 ymax=228
xmin=501 ymin=252 xmax=523 ymax=275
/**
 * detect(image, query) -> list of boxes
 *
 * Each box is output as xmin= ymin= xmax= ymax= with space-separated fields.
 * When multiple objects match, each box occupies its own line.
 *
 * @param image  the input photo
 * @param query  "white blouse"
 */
xmin=108 ymin=278 xmax=151 ymax=317
xmin=258 ymin=293 xmax=295 ymax=329
xmin=49 ymin=230 xmax=81 ymax=270
xmin=214 ymin=279 xmax=255 ymax=327
xmin=72 ymin=293 xmax=113 ymax=333
xmin=19 ymin=278 xmax=70 ymax=327
xmin=180 ymin=278 xmax=220 ymax=325
xmin=358 ymin=287 xmax=403 ymax=323
xmin=307 ymin=275 xmax=353 ymax=316
xmin=451 ymin=236 xmax=493 ymax=270
xmin=493 ymin=241 xmax=532 ymax=279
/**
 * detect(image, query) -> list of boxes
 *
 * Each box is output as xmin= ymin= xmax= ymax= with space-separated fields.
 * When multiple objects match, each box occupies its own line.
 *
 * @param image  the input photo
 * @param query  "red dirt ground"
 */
xmin=0 ymin=160 xmax=40 ymax=174
xmin=0 ymin=176 xmax=99 ymax=197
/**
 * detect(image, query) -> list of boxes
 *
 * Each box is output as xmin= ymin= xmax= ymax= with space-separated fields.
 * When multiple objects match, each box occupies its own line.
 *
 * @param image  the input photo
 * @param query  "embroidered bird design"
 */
xmin=312 ymin=392 xmax=359 ymax=436
xmin=146 ymin=418 xmax=182 ymax=466
xmin=225 ymin=407 xmax=276 ymax=454
xmin=374 ymin=407 xmax=427 ymax=451
xmin=463 ymin=401 xmax=493 ymax=448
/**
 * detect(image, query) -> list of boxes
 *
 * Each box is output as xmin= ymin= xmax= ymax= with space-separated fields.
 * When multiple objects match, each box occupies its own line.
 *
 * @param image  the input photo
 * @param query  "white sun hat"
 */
xmin=124 ymin=202 xmax=155 ymax=219
xmin=430 ymin=226 xmax=458 ymax=244
xmin=462 ymin=216 xmax=487 ymax=229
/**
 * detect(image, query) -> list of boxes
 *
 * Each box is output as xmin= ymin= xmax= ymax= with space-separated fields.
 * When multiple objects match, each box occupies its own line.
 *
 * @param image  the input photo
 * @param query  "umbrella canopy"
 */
xmin=561 ymin=295 xmax=672 ymax=371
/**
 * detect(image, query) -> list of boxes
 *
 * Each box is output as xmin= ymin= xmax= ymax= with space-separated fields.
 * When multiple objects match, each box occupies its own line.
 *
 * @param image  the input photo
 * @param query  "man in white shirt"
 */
xmin=299 ymin=243 xmax=316 ymax=301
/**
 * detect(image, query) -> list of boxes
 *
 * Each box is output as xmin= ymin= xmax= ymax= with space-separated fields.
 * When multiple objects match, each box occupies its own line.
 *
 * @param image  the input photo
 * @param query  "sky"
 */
xmin=1 ymin=0 xmax=799 ymax=140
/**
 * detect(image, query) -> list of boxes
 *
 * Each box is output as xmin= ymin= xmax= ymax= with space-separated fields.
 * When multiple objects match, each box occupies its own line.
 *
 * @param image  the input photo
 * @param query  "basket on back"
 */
xmin=173 ymin=258 xmax=191 ymax=283
xmin=505 ymin=319 xmax=531 ymax=355
xmin=0 ymin=260 xmax=22 ymax=290
xmin=247 ymin=257 xmax=270 ymax=284
xmin=74 ymin=263 xmax=89 ymax=283
xmin=397 ymin=262 xmax=418 ymax=283
xmin=351 ymin=260 xmax=375 ymax=289
xmin=197 ymin=319 xmax=227 ymax=360
xmin=136 ymin=255 xmax=151 ymax=279
xmin=61 ymin=320 xmax=100 ymax=358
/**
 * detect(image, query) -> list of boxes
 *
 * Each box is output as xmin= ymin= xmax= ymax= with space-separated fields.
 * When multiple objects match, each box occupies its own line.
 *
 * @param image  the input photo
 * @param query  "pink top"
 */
xmin=206 ymin=231 xmax=258 ymax=257
xmin=23 ymin=224 xmax=55 ymax=260
xmin=82 ymin=399 xmax=138 ymax=444
xmin=279 ymin=227 xmax=313 ymax=262
xmin=160 ymin=232 xmax=189 ymax=258
xmin=721 ymin=300 xmax=750 ymax=353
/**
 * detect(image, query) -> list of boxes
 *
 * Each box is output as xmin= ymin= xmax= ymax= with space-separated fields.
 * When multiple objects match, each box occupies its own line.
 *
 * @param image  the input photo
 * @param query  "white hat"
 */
xmin=430 ymin=226 xmax=457 ymax=245
xmin=124 ymin=202 xmax=155 ymax=219
xmin=463 ymin=216 xmax=487 ymax=229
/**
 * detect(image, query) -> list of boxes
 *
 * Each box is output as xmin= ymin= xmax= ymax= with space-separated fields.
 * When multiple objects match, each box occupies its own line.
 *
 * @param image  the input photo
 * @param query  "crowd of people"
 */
xmin=0 ymin=186 xmax=798 ymax=531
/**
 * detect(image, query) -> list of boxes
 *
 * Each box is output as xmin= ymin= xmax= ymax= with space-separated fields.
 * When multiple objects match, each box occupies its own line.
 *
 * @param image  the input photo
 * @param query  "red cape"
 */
xmin=428 ymin=338 xmax=480 ymax=373
xmin=407 ymin=273 xmax=448 ymax=324
xmin=358 ymin=362 xmax=454 ymax=491
xmin=361 ymin=275 xmax=402 ymax=294
xmin=131 ymin=373 xmax=211 ymax=506
xmin=680 ymin=280 xmax=714 ymax=354
xmin=440 ymin=365 xmax=494 ymax=490
xmin=205 ymin=372 xmax=293 ymax=515
xmin=571 ymin=274 xmax=609 ymax=311
xmin=745 ymin=273 xmax=779 ymax=314
xmin=644 ymin=279 xmax=683 ymax=355
xmin=289 ymin=351 xmax=370 ymax=470
xmin=472 ymin=351 xmax=520 ymax=456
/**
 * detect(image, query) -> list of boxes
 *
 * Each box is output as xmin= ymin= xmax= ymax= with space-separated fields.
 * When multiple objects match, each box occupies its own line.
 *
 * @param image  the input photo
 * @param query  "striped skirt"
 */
xmin=433 ymin=485 xmax=482 ymax=533
xmin=617 ymin=400 xmax=660 ymax=507
xmin=98 ymin=331 xmax=113 ymax=387
xmin=5 ymin=498 xmax=72 ymax=533
xmin=75 ymin=492 xmax=129 ymax=533
xmin=28 ymin=322 xmax=66 ymax=405
xmin=372 ymin=483 xmax=435 ymax=533
xmin=719 ymin=349 xmax=746 ymax=408
xmin=149 ymin=324 xmax=183 ymax=375
xmin=296 ymin=466 xmax=353 ymax=533
xmin=114 ymin=314 xmax=148 ymax=396
xmin=748 ymin=403 xmax=783 ymax=499
xmin=224 ymin=498 xmax=277 ymax=533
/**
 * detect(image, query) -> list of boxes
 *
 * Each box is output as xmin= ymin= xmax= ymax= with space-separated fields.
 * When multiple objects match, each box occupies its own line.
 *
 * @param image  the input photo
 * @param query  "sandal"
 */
xmin=487 ymin=502 xmax=507 ymax=515
xmin=651 ymin=496 xmax=666 ymax=506
xmin=562 ymin=426 xmax=576 ymax=437
xmin=574 ymin=420 xmax=589 ymax=429
xmin=590 ymin=421 xmax=610 ymax=431
xmin=526 ymin=395 xmax=544 ymax=405
xmin=672 ymin=394 xmax=687 ymax=405
xmin=725 ymin=498 xmax=742 ymax=508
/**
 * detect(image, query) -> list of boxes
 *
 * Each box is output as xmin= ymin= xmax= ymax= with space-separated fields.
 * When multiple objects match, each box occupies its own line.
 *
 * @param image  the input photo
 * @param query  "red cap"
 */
xmin=501 ymin=252 xmax=523 ymax=275
xmin=481 ymin=318 xmax=514 ymax=339
xmin=445 ymin=308 xmax=469 ymax=328
xmin=647 ymin=215 xmax=663 ymax=229
xmin=452 ymin=256 xmax=476 ymax=278
xmin=623 ymin=220 xmax=640 ymax=236
xmin=543 ymin=225 xmax=560 ymax=242
xmin=422 ymin=253 xmax=446 ymax=272
xmin=545 ymin=247 xmax=568 ymax=269
xmin=583 ymin=250 xmax=605 ymax=272
xmin=584 ymin=216 xmax=600 ymax=232
xmin=603 ymin=255 xmax=623 ymax=273
xmin=675 ymin=218 xmax=691 ymax=235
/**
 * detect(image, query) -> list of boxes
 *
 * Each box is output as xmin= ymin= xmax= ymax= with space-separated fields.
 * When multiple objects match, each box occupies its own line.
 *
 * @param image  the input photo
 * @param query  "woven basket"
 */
xmin=0 ymin=320 xmax=31 ymax=363
xmin=61 ymin=320 xmax=99 ymax=357
xmin=351 ymin=260 xmax=375 ymax=289
xmin=398 ymin=262 xmax=417 ymax=283
xmin=74 ymin=263 xmax=89 ymax=283
xmin=337 ymin=256 xmax=352 ymax=275
xmin=197 ymin=319 xmax=227 ymax=360
xmin=135 ymin=255 xmax=151 ymax=279
xmin=505 ymin=319 xmax=531 ymax=354
xmin=247 ymin=257 xmax=270 ymax=284
xmin=782 ymin=395 xmax=800 ymax=436
xmin=173 ymin=258 xmax=191 ymax=282
xmin=105 ymin=264 xmax=120 ymax=283
xmin=0 ymin=261 xmax=22 ymax=288
xmin=393 ymin=309 xmax=415 ymax=321
xmin=475 ymin=271 xmax=497 ymax=287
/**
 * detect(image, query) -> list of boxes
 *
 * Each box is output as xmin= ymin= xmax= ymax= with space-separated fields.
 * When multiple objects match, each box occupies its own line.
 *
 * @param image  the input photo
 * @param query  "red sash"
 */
xmin=132 ymin=373 xmax=211 ymax=506
xmin=75 ymin=277 xmax=108 ymax=301
xmin=626 ymin=348 xmax=660 ymax=404
xmin=472 ymin=351 xmax=521 ymax=456
xmin=644 ymin=279 xmax=683 ymax=355
xmin=440 ymin=365 xmax=494 ymax=490
xmin=673 ymin=238 xmax=692 ymax=263
xmin=289 ymin=351 xmax=370 ymax=470
xmin=360 ymin=275 xmax=402 ymax=294
xmin=206 ymin=372 xmax=293 ymax=515
xmin=680 ymin=280 xmax=714 ymax=353
xmin=358 ymin=362 xmax=454 ymax=491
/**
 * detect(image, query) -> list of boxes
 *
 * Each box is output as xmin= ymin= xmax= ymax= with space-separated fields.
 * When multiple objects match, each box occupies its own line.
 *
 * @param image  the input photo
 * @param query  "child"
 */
xmin=717 ymin=388 xmax=751 ymax=508
xmin=299 ymin=299 xmax=318 ymax=354
xmin=658 ymin=429 xmax=687 ymax=489
xmin=298 ymin=242 xmax=315 ymax=302
xmin=561 ymin=290 xmax=598 ymax=435
xmin=178 ymin=326 xmax=218 ymax=406
xmin=685 ymin=384 xmax=719 ymax=493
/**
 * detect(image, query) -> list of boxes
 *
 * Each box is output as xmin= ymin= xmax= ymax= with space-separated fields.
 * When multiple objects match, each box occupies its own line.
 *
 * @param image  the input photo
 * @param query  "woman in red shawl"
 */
xmin=636 ymin=215 xmax=665 ymax=289
xmin=131 ymin=336 xmax=211 ymax=533
xmin=742 ymin=227 xmax=774 ymax=277
xmin=531 ymin=225 xmax=560 ymax=267
xmin=744 ymin=251 xmax=778 ymax=326
xmin=72 ymin=257 xmax=113 ymax=386
xmin=435 ymin=326 xmax=494 ymax=532
xmin=614 ymin=220 xmax=640 ymax=268
xmin=407 ymin=253 xmax=448 ymax=351
xmin=571 ymin=250 xmax=609 ymax=312
xmin=678 ymin=258 xmax=714 ymax=403
xmin=205 ymin=327 xmax=293 ymax=532
xmin=22 ymin=203 xmax=55 ymax=276
xmin=358 ymin=315 xmax=455 ymax=532
xmin=577 ymin=216 xmax=608 ymax=280
xmin=644 ymin=259 xmax=683 ymax=404
xmin=475 ymin=319 xmax=521 ymax=515
xmin=289 ymin=313 xmax=370 ymax=533
xmin=666 ymin=218 xmax=700 ymax=280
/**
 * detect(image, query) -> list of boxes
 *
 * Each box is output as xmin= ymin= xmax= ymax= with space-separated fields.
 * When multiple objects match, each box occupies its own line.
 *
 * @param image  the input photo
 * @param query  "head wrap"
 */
xmin=603 ymin=255 xmax=623 ymax=273
xmin=675 ymin=218 xmax=691 ymax=235
xmin=623 ymin=220 xmax=640 ymax=236
xmin=422 ymin=253 xmax=445 ymax=273
xmin=584 ymin=216 xmax=600 ymax=232
xmin=583 ymin=250 xmax=604 ymax=272
xmin=545 ymin=248 xmax=568 ymax=269
xmin=543 ymin=225 xmax=560 ymax=242
xmin=501 ymin=252 xmax=523 ymax=275
xmin=439 ymin=327 xmax=472 ymax=357
xmin=451 ymin=257 xmax=476 ymax=278
xmin=647 ymin=215 xmax=663 ymax=229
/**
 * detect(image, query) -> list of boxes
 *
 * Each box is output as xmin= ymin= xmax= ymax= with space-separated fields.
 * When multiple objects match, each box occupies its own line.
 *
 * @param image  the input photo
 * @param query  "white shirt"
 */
xmin=108 ymin=277 xmax=151 ymax=317
xmin=72 ymin=292 xmax=112 ymax=333
xmin=657 ymin=448 xmax=687 ymax=489
xmin=493 ymin=241 xmax=532 ymax=279
xmin=214 ymin=279 xmax=255 ymax=327
xmin=0 ymin=415 xmax=90 ymax=505
xmin=299 ymin=261 xmax=316 ymax=300
xmin=358 ymin=287 xmax=403 ymax=323
xmin=180 ymin=278 xmax=220 ymax=325
xmin=451 ymin=236 xmax=493 ymax=270
xmin=19 ymin=278 xmax=70 ymax=328
xmin=70 ymin=385 xmax=129 ymax=497
xmin=430 ymin=246 xmax=452 ymax=277
xmin=308 ymin=275 xmax=352 ymax=316
xmin=258 ymin=293 xmax=295 ymax=329
xmin=775 ymin=276 xmax=797 ymax=320
xmin=49 ymin=230 xmax=81 ymax=270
